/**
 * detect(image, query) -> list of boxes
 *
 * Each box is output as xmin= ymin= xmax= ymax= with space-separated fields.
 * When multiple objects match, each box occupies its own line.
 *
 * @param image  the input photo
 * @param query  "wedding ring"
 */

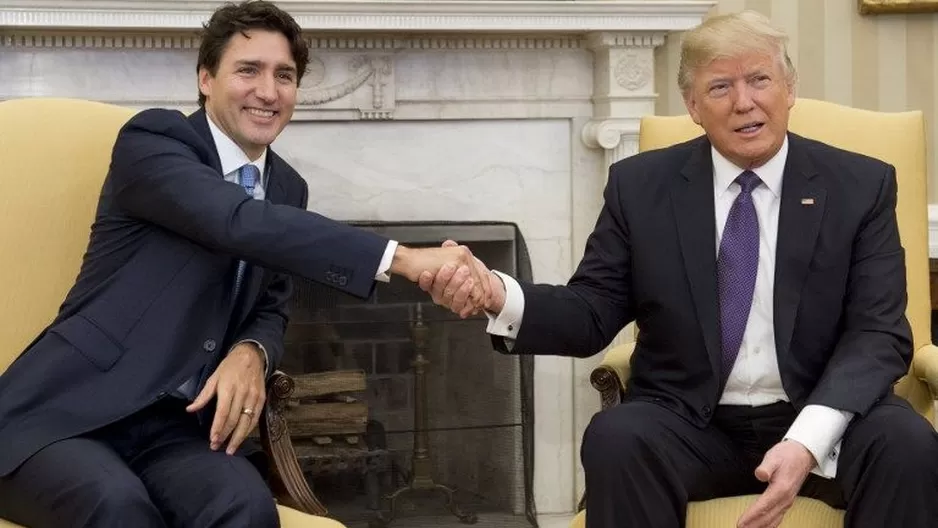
xmin=241 ymin=407 xmax=255 ymax=416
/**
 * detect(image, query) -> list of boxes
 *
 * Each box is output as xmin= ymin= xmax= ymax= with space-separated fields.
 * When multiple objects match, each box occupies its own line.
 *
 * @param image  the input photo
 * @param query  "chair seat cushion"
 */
xmin=570 ymin=495 xmax=844 ymax=527
xmin=1 ymin=505 xmax=347 ymax=528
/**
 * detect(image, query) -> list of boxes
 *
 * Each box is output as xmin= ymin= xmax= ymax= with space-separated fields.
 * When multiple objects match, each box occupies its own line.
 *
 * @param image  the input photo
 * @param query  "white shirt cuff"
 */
xmin=485 ymin=270 xmax=524 ymax=342
xmin=374 ymin=240 xmax=398 ymax=283
xmin=783 ymin=404 xmax=853 ymax=479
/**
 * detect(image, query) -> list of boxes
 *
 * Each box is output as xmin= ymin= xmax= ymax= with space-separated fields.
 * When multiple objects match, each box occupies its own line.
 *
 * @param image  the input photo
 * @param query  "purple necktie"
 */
xmin=717 ymin=170 xmax=761 ymax=382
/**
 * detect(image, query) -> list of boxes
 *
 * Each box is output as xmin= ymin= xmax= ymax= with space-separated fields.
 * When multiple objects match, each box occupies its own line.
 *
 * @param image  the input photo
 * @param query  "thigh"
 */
xmin=0 ymin=437 xmax=164 ymax=528
xmin=836 ymin=394 xmax=938 ymax=507
xmin=582 ymin=399 xmax=757 ymax=501
xmin=126 ymin=406 xmax=279 ymax=528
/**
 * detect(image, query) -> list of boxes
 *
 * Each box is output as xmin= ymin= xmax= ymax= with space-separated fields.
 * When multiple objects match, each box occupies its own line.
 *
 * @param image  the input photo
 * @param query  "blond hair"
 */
xmin=678 ymin=10 xmax=796 ymax=94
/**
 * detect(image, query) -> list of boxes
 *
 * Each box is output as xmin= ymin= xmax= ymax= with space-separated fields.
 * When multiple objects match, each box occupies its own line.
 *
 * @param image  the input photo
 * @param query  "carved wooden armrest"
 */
xmin=260 ymin=370 xmax=328 ymax=516
xmin=589 ymin=342 xmax=635 ymax=410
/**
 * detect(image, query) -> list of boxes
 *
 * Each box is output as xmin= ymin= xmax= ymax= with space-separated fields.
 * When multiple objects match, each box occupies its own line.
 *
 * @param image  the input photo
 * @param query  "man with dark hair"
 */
xmin=0 ymin=1 xmax=487 ymax=527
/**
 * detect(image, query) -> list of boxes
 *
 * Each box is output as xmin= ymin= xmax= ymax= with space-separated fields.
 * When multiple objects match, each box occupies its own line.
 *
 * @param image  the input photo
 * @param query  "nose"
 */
xmin=732 ymin=83 xmax=756 ymax=113
xmin=254 ymin=73 xmax=277 ymax=103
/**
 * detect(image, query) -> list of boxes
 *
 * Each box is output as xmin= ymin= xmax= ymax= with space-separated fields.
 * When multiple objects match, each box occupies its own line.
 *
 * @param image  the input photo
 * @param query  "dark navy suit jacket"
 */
xmin=0 ymin=108 xmax=388 ymax=477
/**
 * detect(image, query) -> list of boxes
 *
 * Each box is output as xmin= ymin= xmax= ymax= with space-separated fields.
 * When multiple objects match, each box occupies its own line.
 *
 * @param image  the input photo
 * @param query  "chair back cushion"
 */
xmin=638 ymin=98 xmax=931 ymax=416
xmin=0 ymin=98 xmax=136 ymax=373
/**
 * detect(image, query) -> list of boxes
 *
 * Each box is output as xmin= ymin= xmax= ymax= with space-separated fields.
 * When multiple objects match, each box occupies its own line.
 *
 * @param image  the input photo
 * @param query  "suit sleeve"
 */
xmin=108 ymin=109 xmax=386 ymax=299
xmin=806 ymin=165 xmax=913 ymax=416
xmin=496 ymin=165 xmax=634 ymax=357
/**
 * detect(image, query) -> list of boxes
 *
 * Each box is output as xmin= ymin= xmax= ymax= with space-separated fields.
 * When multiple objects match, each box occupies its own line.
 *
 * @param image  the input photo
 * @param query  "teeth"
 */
xmin=246 ymin=108 xmax=275 ymax=118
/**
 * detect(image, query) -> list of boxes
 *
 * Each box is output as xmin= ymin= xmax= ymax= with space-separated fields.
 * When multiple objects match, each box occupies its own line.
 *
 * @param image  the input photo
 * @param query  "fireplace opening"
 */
xmin=280 ymin=221 xmax=536 ymax=528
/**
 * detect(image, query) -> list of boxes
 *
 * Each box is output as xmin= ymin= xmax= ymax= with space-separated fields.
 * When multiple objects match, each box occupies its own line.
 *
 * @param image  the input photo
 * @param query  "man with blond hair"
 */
xmin=419 ymin=10 xmax=938 ymax=528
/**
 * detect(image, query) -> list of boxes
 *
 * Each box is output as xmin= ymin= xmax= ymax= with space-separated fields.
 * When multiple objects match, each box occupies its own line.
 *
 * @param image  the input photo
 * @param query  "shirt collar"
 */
xmin=711 ymin=134 xmax=787 ymax=198
xmin=205 ymin=112 xmax=267 ymax=179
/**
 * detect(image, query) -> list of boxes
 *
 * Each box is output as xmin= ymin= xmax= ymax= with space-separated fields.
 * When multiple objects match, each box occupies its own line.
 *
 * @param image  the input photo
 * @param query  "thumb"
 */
xmin=754 ymin=456 xmax=779 ymax=483
xmin=186 ymin=374 xmax=218 ymax=412
xmin=442 ymin=239 xmax=458 ymax=248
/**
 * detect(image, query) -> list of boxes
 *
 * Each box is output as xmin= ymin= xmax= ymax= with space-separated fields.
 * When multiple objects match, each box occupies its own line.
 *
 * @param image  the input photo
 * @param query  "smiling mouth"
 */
xmin=245 ymin=107 xmax=277 ymax=119
xmin=735 ymin=122 xmax=764 ymax=133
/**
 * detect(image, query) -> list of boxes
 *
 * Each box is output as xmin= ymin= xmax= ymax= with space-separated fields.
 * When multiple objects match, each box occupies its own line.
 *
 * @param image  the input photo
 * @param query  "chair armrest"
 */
xmin=261 ymin=370 xmax=328 ymax=516
xmin=589 ymin=342 xmax=635 ymax=410
xmin=913 ymin=344 xmax=938 ymax=399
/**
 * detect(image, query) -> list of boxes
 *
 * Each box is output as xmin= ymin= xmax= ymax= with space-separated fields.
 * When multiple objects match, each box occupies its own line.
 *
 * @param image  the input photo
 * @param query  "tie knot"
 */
xmin=240 ymin=164 xmax=260 ymax=194
xmin=736 ymin=170 xmax=761 ymax=195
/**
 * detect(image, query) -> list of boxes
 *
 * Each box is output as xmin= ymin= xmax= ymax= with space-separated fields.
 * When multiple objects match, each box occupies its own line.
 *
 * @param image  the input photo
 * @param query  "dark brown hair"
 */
xmin=197 ymin=0 xmax=309 ymax=106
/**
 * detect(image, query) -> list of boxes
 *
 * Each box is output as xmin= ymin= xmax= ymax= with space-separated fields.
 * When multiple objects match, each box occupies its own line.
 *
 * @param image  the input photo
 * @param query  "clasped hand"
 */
xmin=412 ymin=240 xmax=505 ymax=318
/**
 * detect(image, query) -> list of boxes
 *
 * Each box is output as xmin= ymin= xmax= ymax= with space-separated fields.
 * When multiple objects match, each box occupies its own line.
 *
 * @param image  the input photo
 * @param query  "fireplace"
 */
xmin=0 ymin=2 xmax=713 ymax=523
xmin=280 ymin=222 xmax=535 ymax=527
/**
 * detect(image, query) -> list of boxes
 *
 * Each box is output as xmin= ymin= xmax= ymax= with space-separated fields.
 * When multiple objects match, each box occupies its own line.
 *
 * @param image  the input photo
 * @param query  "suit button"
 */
xmin=702 ymin=405 xmax=712 ymax=417
xmin=203 ymin=339 xmax=216 ymax=352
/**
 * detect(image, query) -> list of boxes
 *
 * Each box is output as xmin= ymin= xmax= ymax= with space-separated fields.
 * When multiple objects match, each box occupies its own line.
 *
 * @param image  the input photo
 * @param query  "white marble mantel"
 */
xmin=0 ymin=0 xmax=715 ymax=521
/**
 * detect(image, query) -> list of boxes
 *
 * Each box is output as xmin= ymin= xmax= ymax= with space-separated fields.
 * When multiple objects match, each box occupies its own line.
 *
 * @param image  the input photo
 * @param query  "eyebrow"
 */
xmin=234 ymin=59 xmax=297 ymax=74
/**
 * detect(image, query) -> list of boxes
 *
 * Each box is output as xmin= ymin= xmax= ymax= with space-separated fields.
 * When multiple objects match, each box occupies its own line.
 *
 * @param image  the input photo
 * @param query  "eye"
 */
xmin=237 ymin=66 xmax=257 ymax=75
xmin=708 ymin=83 xmax=729 ymax=96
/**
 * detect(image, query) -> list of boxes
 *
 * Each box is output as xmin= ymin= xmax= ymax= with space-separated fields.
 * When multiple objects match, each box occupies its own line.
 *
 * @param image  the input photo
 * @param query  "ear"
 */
xmin=198 ymin=66 xmax=213 ymax=102
xmin=786 ymin=82 xmax=796 ymax=109
xmin=683 ymin=90 xmax=702 ymax=126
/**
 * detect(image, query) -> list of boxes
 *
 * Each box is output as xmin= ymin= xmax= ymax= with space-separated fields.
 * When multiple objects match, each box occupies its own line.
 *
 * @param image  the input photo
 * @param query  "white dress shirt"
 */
xmin=202 ymin=115 xmax=398 ymax=375
xmin=486 ymin=136 xmax=851 ymax=478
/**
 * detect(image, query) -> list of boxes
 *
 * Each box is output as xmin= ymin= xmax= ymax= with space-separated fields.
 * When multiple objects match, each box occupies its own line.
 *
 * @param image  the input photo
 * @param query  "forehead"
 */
xmin=220 ymin=29 xmax=296 ymax=67
xmin=695 ymin=52 xmax=782 ymax=80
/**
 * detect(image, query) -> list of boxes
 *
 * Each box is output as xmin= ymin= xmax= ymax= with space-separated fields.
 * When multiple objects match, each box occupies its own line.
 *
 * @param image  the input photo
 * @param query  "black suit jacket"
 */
xmin=0 ymin=108 xmax=389 ymax=477
xmin=500 ymin=133 xmax=913 ymax=428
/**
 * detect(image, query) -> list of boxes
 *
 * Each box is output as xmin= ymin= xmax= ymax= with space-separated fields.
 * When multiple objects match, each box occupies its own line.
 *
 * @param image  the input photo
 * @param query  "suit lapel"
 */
xmin=774 ymin=134 xmax=825 ymax=362
xmin=264 ymin=151 xmax=289 ymax=205
xmin=188 ymin=109 xmax=223 ymax=174
xmin=671 ymin=138 xmax=722 ymax=377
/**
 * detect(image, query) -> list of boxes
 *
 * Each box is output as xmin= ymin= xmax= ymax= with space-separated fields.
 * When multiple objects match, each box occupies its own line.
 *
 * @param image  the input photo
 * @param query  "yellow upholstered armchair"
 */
xmin=0 ymin=98 xmax=344 ymax=528
xmin=571 ymin=98 xmax=938 ymax=528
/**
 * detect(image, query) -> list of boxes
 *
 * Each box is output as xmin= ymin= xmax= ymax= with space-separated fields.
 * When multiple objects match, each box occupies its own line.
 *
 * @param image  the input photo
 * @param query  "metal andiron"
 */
xmin=374 ymin=304 xmax=478 ymax=526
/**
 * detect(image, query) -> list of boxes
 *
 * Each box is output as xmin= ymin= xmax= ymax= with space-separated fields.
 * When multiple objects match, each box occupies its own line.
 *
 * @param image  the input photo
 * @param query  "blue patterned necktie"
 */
xmin=232 ymin=164 xmax=260 ymax=301
xmin=717 ymin=170 xmax=761 ymax=382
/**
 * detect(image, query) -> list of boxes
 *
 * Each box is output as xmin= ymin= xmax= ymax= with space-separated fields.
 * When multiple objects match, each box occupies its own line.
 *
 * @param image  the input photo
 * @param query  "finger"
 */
xmin=442 ymin=266 xmax=471 ymax=305
xmin=186 ymin=373 xmax=218 ymax=413
xmin=418 ymin=270 xmax=434 ymax=292
xmin=210 ymin=383 xmax=235 ymax=449
xmin=472 ymin=256 xmax=492 ymax=306
xmin=442 ymin=239 xmax=458 ymax=248
xmin=754 ymin=460 xmax=776 ymax=483
xmin=452 ymin=278 xmax=475 ymax=318
xmin=742 ymin=482 xmax=789 ymax=528
xmin=219 ymin=387 xmax=248 ymax=447
xmin=226 ymin=391 xmax=263 ymax=455
xmin=430 ymin=264 xmax=457 ymax=303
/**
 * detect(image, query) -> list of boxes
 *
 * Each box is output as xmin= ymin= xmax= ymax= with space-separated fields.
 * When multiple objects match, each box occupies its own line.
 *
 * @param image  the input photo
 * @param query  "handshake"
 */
xmin=390 ymin=240 xmax=506 ymax=318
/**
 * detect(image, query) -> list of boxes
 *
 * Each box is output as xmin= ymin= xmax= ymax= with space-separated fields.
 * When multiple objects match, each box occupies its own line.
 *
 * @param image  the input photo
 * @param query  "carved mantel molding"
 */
xmin=0 ymin=1 xmax=714 ymax=34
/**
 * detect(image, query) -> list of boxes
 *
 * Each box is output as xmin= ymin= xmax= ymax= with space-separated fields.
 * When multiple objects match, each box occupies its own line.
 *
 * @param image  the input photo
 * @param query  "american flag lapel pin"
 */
xmin=801 ymin=198 xmax=815 ymax=206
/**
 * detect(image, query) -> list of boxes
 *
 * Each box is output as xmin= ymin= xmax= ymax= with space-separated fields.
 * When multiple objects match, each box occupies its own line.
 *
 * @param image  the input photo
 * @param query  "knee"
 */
xmin=83 ymin=478 xmax=158 ymax=524
xmin=853 ymin=406 xmax=938 ymax=473
xmin=581 ymin=404 xmax=658 ymax=471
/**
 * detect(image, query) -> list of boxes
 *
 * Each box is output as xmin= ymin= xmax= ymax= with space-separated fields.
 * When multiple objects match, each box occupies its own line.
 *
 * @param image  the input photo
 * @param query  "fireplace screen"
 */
xmin=279 ymin=222 xmax=537 ymax=528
